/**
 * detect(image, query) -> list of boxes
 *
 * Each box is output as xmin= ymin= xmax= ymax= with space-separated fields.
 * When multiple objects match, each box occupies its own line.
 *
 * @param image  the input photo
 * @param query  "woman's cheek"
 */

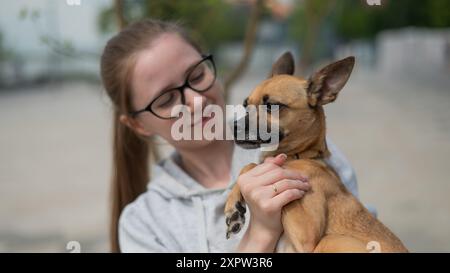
xmin=158 ymin=121 xmax=177 ymax=139
xmin=140 ymin=118 xmax=171 ymax=138
xmin=210 ymin=84 xmax=226 ymax=107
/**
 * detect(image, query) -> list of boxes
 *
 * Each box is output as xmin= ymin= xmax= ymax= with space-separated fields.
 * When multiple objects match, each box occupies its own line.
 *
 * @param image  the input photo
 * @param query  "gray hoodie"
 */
xmin=118 ymin=138 xmax=364 ymax=252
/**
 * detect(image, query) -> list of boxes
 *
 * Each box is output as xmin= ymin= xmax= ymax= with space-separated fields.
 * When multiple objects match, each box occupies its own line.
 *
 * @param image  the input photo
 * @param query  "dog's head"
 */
xmin=234 ymin=52 xmax=355 ymax=154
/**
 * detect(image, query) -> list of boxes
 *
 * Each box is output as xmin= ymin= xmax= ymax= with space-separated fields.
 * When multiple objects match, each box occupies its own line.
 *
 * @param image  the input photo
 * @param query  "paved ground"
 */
xmin=1 ymin=67 xmax=449 ymax=252
xmin=0 ymin=82 xmax=111 ymax=252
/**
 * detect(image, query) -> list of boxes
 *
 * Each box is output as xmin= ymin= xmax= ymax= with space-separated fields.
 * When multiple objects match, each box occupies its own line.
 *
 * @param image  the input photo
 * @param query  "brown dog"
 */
xmin=225 ymin=52 xmax=408 ymax=252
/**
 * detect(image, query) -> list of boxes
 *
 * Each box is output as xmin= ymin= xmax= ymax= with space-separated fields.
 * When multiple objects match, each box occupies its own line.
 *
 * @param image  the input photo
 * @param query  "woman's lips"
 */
xmin=190 ymin=105 xmax=215 ymax=127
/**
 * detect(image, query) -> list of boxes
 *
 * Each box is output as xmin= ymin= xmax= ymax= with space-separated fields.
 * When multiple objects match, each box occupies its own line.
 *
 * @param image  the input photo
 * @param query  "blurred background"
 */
xmin=0 ymin=0 xmax=449 ymax=252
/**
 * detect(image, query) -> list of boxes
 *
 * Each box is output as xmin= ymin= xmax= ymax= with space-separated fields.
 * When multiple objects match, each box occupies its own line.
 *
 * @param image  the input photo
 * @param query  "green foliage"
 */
xmin=427 ymin=0 xmax=450 ymax=27
xmin=0 ymin=31 xmax=6 ymax=61
xmin=98 ymin=6 xmax=117 ymax=34
xmin=288 ymin=0 xmax=450 ymax=42
xmin=40 ymin=35 xmax=77 ymax=57
xmin=288 ymin=0 xmax=334 ymax=41
xmin=97 ymin=0 xmax=247 ymax=52
xmin=333 ymin=0 xmax=450 ymax=40
xmin=0 ymin=31 xmax=15 ymax=61
xmin=18 ymin=7 xmax=40 ymax=21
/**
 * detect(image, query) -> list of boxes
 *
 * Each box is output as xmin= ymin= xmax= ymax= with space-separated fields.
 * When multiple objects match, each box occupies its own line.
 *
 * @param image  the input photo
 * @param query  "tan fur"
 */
xmin=225 ymin=53 xmax=408 ymax=253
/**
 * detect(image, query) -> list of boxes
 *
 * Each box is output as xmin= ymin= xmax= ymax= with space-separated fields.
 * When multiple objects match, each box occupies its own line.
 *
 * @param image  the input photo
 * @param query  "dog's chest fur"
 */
xmin=276 ymin=234 xmax=297 ymax=252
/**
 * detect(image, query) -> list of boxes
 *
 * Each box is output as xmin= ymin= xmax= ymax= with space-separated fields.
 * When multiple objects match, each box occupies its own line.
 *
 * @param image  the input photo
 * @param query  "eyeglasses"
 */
xmin=129 ymin=54 xmax=216 ymax=119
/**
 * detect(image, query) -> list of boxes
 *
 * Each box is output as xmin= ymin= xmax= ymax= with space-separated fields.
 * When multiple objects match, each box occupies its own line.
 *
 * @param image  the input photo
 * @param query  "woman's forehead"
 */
xmin=134 ymin=34 xmax=200 ymax=80
xmin=131 ymin=33 xmax=201 ymax=103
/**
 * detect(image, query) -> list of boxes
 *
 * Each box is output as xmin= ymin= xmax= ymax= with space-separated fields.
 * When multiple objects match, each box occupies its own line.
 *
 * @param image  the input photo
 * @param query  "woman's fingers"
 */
xmin=267 ymin=179 xmax=310 ymax=198
xmin=263 ymin=154 xmax=287 ymax=165
xmin=270 ymin=189 xmax=306 ymax=209
xmin=255 ymin=168 xmax=308 ymax=187
xmin=236 ymin=154 xmax=311 ymax=237
xmin=240 ymin=154 xmax=308 ymax=199
xmin=247 ymin=154 xmax=287 ymax=176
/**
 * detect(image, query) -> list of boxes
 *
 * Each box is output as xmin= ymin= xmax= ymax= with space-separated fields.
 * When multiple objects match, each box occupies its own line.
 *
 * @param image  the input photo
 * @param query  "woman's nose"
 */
xmin=184 ymin=88 xmax=207 ymax=112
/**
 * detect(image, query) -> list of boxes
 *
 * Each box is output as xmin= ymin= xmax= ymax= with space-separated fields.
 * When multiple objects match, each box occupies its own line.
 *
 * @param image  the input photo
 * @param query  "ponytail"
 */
xmin=110 ymin=110 xmax=151 ymax=252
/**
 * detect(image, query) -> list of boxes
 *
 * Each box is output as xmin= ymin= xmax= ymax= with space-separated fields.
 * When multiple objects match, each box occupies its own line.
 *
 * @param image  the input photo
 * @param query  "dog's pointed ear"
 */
xmin=307 ymin=56 xmax=355 ymax=107
xmin=269 ymin=51 xmax=295 ymax=78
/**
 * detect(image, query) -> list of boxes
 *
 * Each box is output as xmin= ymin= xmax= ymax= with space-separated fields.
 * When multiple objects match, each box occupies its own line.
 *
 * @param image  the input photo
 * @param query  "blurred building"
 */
xmin=335 ymin=27 xmax=450 ymax=81
xmin=0 ymin=0 xmax=110 ymax=88
xmin=377 ymin=28 xmax=450 ymax=77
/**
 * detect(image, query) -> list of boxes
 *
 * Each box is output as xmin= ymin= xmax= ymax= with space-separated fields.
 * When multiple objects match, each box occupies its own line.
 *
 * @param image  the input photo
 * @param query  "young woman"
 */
xmin=100 ymin=19 xmax=359 ymax=252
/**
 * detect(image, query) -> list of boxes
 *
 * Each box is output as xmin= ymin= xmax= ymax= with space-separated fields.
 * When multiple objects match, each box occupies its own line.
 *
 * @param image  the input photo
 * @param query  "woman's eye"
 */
xmin=158 ymin=93 xmax=176 ymax=108
xmin=190 ymin=71 xmax=205 ymax=83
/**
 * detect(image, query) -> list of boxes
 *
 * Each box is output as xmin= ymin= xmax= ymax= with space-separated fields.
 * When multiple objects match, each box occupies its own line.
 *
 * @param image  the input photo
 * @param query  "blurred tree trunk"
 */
xmin=224 ymin=0 xmax=264 ymax=101
xmin=298 ymin=0 xmax=336 ymax=74
xmin=114 ymin=0 xmax=127 ymax=30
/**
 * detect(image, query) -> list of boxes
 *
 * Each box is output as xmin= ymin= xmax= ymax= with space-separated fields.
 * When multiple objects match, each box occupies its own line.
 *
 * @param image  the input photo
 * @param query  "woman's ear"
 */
xmin=119 ymin=114 xmax=153 ymax=137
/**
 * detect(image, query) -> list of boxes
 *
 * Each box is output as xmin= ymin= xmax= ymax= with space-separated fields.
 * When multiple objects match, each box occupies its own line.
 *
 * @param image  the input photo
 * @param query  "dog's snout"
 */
xmin=233 ymin=115 xmax=248 ymax=138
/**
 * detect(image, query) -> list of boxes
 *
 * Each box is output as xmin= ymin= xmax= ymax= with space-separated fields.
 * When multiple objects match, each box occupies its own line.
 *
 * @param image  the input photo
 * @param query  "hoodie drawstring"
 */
xmin=192 ymin=196 xmax=209 ymax=252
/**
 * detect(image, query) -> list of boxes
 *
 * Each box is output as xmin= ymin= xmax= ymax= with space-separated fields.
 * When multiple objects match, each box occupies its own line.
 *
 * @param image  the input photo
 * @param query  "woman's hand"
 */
xmin=236 ymin=153 xmax=310 ymax=252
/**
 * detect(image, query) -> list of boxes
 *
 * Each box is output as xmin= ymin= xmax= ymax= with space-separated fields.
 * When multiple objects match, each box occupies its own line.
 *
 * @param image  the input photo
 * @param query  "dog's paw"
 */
xmin=225 ymin=201 xmax=246 ymax=239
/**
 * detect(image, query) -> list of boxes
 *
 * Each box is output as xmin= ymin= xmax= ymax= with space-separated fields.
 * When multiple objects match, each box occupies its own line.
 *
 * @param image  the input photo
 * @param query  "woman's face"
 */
xmin=122 ymin=33 xmax=226 ymax=150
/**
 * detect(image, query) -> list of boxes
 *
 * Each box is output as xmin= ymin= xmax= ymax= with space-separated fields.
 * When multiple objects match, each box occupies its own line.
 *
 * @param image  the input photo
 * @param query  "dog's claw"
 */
xmin=236 ymin=201 xmax=246 ymax=214
xmin=225 ymin=201 xmax=246 ymax=239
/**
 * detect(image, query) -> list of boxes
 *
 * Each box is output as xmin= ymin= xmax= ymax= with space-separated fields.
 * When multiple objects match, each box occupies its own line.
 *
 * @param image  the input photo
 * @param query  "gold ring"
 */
xmin=272 ymin=183 xmax=278 ymax=193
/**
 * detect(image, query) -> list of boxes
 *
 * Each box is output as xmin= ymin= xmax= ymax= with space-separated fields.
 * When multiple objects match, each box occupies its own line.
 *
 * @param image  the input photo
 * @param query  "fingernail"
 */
xmin=297 ymin=180 xmax=310 ymax=188
xmin=279 ymin=153 xmax=287 ymax=160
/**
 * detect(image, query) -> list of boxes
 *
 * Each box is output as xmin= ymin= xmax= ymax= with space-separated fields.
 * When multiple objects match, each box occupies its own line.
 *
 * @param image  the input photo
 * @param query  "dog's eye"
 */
xmin=266 ymin=102 xmax=286 ymax=113
xmin=243 ymin=98 xmax=248 ymax=108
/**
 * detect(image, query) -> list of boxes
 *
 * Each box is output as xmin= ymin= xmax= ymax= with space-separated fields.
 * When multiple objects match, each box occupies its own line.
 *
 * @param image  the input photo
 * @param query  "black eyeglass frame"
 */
xmin=129 ymin=54 xmax=216 ymax=119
